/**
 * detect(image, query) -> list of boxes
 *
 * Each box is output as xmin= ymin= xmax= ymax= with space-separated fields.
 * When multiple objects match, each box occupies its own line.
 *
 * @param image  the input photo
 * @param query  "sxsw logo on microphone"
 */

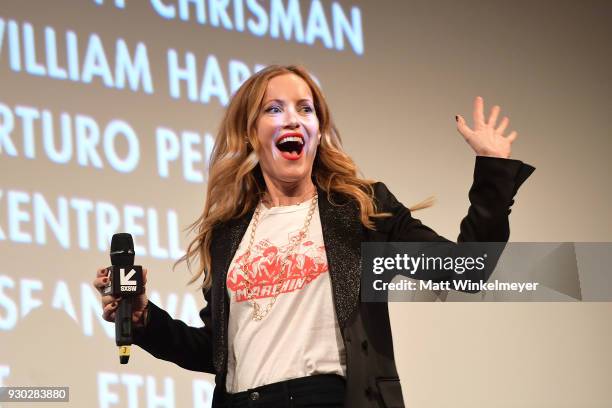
xmin=120 ymin=268 xmax=138 ymax=292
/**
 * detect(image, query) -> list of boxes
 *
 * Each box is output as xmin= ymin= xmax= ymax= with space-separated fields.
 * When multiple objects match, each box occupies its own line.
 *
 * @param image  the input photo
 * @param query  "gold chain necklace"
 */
xmin=240 ymin=193 xmax=318 ymax=321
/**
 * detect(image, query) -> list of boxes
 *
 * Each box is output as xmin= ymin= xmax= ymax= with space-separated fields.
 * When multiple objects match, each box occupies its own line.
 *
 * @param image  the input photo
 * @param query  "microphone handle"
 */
xmin=115 ymin=298 xmax=133 ymax=346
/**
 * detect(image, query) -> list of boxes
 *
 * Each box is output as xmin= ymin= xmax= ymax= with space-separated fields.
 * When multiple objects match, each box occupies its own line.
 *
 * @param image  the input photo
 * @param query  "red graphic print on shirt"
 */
xmin=227 ymin=238 xmax=328 ymax=302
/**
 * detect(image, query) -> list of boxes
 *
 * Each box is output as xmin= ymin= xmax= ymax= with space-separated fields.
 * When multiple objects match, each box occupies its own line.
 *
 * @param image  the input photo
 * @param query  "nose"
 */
xmin=283 ymin=108 xmax=300 ymax=129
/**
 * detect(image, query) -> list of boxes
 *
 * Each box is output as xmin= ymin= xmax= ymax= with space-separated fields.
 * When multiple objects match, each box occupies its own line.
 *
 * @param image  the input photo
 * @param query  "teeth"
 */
xmin=278 ymin=136 xmax=304 ymax=145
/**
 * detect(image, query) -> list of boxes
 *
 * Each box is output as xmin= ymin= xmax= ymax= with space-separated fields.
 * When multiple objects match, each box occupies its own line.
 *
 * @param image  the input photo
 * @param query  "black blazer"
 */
xmin=134 ymin=156 xmax=535 ymax=408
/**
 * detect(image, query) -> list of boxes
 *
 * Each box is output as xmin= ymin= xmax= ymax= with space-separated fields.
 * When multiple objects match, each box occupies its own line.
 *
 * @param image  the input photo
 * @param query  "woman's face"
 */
xmin=255 ymin=73 xmax=320 ymax=187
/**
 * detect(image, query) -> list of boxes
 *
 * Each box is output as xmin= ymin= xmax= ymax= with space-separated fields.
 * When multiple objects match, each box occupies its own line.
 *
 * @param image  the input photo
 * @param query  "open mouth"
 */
xmin=275 ymin=133 xmax=305 ymax=160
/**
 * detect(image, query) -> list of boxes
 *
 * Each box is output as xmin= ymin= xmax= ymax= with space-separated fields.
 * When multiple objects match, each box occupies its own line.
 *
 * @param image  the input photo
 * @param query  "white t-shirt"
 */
xmin=225 ymin=199 xmax=347 ymax=393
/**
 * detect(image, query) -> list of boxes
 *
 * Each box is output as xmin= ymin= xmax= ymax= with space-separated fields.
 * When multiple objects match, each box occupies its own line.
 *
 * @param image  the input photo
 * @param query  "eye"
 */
xmin=265 ymin=105 xmax=281 ymax=113
xmin=300 ymin=105 xmax=314 ymax=113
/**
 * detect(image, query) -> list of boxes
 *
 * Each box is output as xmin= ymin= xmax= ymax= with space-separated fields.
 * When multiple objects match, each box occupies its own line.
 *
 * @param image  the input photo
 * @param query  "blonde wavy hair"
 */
xmin=177 ymin=65 xmax=433 ymax=290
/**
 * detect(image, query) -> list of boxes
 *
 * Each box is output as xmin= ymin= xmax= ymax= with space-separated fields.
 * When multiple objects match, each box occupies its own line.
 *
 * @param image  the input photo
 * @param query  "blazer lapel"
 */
xmin=316 ymin=185 xmax=363 ymax=328
xmin=211 ymin=207 xmax=254 ymax=374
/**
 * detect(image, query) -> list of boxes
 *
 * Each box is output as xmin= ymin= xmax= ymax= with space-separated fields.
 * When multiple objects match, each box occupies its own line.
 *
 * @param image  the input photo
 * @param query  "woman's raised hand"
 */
xmin=456 ymin=96 xmax=518 ymax=159
xmin=93 ymin=267 xmax=149 ymax=326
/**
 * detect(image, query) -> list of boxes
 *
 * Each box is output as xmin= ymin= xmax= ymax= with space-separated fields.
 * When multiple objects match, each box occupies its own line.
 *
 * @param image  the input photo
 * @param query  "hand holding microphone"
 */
xmin=92 ymin=233 xmax=149 ymax=364
xmin=93 ymin=268 xmax=148 ymax=325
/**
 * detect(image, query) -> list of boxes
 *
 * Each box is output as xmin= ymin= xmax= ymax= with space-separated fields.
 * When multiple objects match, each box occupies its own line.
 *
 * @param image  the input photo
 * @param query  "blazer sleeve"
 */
xmin=132 ymin=287 xmax=215 ymax=373
xmin=372 ymin=156 xmax=535 ymax=290
xmin=373 ymin=156 xmax=535 ymax=243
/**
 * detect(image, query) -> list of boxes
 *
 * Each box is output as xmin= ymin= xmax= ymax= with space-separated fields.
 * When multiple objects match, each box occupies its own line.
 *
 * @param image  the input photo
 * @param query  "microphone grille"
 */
xmin=111 ymin=233 xmax=134 ymax=252
xmin=110 ymin=233 xmax=135 ymax=266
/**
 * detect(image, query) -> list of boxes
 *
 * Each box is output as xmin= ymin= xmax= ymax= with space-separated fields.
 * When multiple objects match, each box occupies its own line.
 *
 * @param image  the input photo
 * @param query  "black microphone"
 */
xmin=104 ymin=233 xmax=144 ymax=364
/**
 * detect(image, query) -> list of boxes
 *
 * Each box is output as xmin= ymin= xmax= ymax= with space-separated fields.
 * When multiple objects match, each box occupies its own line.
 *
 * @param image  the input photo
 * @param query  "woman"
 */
xmin=94 ymin=65 xmax=534 ymax=408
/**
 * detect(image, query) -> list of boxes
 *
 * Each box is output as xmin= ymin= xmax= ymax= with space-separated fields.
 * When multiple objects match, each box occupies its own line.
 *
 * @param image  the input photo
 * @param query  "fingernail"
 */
xmin=455 ymin=115 xmax=458 ymax=122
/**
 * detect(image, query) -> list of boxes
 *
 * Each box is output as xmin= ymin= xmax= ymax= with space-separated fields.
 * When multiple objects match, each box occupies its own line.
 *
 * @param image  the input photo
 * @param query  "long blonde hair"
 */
xmin=177 ymin=65 xmax=432 ymax=290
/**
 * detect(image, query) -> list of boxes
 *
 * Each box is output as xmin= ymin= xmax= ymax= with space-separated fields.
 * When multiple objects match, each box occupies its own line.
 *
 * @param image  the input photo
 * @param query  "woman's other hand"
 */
xmin=456 ymin=96 xmax=518 ymax=159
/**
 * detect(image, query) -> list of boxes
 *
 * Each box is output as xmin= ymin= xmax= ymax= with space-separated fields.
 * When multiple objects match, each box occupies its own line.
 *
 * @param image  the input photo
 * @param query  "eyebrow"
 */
xmin=263 ymin=98 xmax=314 ymax=105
